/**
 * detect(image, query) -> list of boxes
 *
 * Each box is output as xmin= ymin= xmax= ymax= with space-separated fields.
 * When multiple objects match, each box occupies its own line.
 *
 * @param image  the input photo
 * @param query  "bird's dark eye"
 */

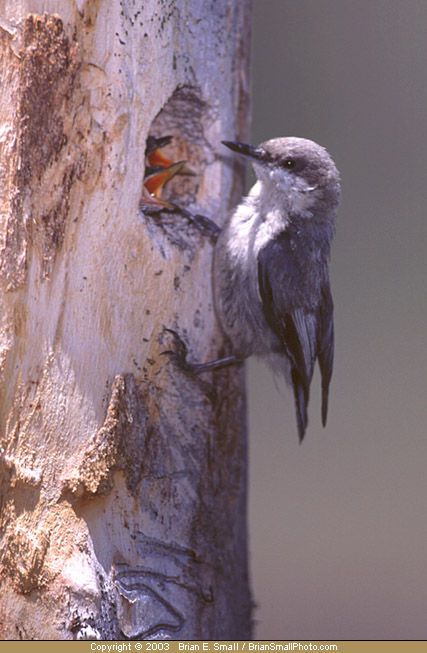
xmin=283 ymin=158 xmax=295 ymax=169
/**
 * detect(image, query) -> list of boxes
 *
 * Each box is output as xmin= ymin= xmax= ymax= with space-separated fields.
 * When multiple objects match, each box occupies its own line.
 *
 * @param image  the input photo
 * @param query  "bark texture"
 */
xmin=0 ymin=0 xmax=251 ymax=640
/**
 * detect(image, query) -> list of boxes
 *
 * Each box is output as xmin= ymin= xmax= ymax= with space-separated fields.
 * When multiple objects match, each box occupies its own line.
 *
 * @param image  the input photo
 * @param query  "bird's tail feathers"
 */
xmin=321 ymin=381 xmax=329 ymax=428
xmin=292 ymin=369 xmax=309 ymax=443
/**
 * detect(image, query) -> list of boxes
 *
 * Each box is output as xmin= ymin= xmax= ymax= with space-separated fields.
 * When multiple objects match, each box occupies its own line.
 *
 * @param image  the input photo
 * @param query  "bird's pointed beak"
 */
xmin=147 ymin=149 xmax=195 ymax=176
xmin=222 ymin=140 xmax=268 ymax=164
xmin=147 ymin=146 xmax=175 ymax=170
xmin=139 ymin=186 xmax=174 ymax=210
xmin=144 ymin=160 xmax=187 ymax=198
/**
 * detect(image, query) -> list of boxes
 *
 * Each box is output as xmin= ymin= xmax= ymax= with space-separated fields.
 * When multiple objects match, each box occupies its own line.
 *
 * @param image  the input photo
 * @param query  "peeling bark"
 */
xmin=0 ymin=0 xmax=251 ymax=640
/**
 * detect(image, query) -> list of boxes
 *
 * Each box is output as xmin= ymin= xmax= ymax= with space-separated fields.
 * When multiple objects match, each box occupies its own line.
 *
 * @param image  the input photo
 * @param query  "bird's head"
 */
xmin=222 ymin=137 xmax=341 ymax=220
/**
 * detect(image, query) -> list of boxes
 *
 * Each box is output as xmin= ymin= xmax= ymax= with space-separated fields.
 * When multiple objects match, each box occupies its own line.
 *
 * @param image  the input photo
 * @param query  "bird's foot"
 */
xmin=161 ymin=329 xmax=240 ymax=374
xmin=161 ymin=328 xmax=196 ymax=373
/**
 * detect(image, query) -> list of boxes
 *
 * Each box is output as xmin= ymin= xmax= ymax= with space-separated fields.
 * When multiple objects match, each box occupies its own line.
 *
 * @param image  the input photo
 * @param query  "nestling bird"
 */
xmin=140 ymin=135 xmax=221 ymax=240
xmin=140 ymin=135 xmax=193 ymax=211
xmin=210 ymin=137 xmax=341 ymax=441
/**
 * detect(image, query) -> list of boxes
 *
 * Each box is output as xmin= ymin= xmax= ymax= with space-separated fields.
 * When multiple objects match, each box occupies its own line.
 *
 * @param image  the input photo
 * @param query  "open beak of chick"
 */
xmin=140 ymin=136 xmax=195 ymax=210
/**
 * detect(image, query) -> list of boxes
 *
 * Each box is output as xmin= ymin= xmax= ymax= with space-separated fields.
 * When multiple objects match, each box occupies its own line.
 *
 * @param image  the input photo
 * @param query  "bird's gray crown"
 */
xmin=261 ymin=137 xmax=339 ymax=185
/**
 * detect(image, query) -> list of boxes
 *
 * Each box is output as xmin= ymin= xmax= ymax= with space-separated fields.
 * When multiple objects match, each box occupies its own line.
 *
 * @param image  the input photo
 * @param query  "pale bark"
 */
xmin=0 ymin=0 xmax=251 ymax=639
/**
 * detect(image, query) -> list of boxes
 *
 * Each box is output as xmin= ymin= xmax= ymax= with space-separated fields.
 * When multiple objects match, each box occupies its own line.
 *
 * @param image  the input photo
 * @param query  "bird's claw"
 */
xmin=161 ymin=329 xmax=194 ymax=372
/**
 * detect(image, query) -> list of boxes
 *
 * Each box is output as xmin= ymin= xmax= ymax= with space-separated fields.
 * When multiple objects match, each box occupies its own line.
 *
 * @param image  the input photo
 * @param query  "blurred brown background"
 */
xmin=247 ymin=0 xmax=427 ymax=639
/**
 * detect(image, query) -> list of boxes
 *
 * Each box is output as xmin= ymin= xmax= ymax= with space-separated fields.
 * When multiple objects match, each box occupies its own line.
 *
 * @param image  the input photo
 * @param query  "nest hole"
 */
xmin=147 ymin=85 xmax=212 ymax=206
xmin=142 ymin=86 xmax=215 ymax=255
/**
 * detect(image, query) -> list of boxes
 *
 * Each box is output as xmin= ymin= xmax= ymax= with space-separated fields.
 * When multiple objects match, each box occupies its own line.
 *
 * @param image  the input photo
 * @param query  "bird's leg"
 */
xmin=189 ymin=354 xmax=240 ymax=372
xmin=161 ymin=329 xmax=242 ymax=374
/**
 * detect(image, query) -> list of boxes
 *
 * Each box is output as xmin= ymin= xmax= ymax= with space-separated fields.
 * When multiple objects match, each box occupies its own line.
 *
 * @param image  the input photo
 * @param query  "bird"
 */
xmin=140 ymin=135 xmax=193 ymax=211
xmin=145 ymin=135 xmax=194 ymax=178
xmin=140 ymin=135 xmax=221 ymax=240
xmin=209 ymin=137 xmax=341 ymax=441
xmin=143 ymin=160 xmax=187 ymax=204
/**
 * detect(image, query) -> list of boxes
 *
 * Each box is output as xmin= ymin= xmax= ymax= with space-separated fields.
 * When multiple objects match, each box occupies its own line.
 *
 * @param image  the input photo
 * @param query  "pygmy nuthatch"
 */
xmin=212 ymin=137 xmax=341 ymax=441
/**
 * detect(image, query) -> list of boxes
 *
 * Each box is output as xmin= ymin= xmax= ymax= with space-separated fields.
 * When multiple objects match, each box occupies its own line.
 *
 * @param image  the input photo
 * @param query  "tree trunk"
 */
xmin=0 ymin=0 xmax=251 ymax=640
